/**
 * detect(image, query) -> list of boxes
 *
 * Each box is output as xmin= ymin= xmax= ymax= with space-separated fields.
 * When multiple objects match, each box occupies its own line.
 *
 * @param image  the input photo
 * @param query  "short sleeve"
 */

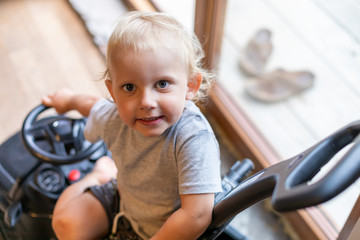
xmin=84 ymin=99 xmax=117 ymax=143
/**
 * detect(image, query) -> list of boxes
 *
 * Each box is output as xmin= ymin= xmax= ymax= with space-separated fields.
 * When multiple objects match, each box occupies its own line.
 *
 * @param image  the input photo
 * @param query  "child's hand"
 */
xmin=89 ymin=156 xmax=118 ymax=184
xmin=42 ymin=88 xmax=75 ymax=114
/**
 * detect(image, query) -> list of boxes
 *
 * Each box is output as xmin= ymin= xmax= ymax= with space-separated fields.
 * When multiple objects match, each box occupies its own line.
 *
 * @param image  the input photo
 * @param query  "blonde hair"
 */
xmin=104 ymin=11 xmax=214 ymax=103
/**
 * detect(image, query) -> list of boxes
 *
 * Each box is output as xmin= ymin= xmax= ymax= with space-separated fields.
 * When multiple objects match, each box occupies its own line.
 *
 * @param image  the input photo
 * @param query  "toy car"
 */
xmin=0 ymin=104 xmax=107 ymax=239
xmin=1 ymin=104 xmax=360 ymax=239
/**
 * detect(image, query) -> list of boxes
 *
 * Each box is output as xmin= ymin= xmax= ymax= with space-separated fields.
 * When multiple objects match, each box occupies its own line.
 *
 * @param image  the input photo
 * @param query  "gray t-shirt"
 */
xmin=85 ymin=99 xmax=222 ymax=239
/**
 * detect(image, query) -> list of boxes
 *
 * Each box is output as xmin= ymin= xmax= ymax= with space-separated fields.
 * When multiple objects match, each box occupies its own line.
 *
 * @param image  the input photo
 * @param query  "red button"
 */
xmin=68 ymin=169 xmax=81 ymax=181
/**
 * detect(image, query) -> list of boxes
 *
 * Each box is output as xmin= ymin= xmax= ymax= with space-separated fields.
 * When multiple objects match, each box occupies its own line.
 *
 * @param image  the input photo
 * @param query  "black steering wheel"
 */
xmin=21 ymin=104 xmax=104 ymax=164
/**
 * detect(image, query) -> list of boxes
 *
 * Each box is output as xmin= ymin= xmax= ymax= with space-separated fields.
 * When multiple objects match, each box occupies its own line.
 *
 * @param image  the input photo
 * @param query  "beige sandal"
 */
xmin=244 ymin=69 xmax=315 ymax=102
xmin=238 ymin=29 xmax=273 ymax=77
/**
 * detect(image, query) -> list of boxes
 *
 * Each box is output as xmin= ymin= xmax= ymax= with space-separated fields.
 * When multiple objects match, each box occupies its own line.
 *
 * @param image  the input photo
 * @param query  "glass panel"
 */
xmin=218 ymin=0 xmax=360 ymax=232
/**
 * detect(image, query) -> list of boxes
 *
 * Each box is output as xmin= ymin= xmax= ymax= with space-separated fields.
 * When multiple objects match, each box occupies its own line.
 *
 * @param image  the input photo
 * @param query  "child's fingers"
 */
xmin=42 ymin=95 xmax=53 ymax=106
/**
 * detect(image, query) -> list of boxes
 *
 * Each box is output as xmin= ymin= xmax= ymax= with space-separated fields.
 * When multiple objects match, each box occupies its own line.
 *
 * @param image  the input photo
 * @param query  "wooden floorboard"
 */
xmin=0 ymin=0 xmax=107 ymax=143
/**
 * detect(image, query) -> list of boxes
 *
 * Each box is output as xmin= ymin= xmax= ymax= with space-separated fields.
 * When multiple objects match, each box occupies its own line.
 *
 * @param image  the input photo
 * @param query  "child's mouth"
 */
xmin=137 ymin=116 xmax=164 ymax=126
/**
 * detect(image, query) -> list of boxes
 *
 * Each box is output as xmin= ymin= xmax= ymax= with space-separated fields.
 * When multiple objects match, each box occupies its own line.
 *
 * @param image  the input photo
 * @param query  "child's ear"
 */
xmin=105 ymin=80 xmax=116 ymax=103
xmin=186 ymin=73 xmax=202 ymax=100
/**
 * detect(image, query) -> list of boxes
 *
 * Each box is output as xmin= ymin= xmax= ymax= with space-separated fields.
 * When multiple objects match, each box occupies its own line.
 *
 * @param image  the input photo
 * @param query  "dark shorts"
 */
xmin=88 ymin=179 xmax=120 ymax=229
xmin=87 ymin=179 xmax=142 ymax=240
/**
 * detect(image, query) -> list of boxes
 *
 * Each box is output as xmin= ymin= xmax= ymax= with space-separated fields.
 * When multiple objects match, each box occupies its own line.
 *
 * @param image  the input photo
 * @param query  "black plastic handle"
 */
xmin=272 ymin=121 xmax=360 ymax=211
xmin=206 ymin=120 xmax=360 ymax=234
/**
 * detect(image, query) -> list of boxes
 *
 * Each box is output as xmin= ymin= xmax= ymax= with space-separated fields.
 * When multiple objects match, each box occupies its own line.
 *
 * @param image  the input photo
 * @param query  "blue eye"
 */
xmin=122 ymin=84 xmax=135 ymax=92
xmin=156 ymin=80 xmax=170 ymax=89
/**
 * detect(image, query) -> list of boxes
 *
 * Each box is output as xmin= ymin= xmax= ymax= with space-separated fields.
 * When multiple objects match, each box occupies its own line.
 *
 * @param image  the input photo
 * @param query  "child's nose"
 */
xmin=140 ymin=90 xmax=157 ymax=110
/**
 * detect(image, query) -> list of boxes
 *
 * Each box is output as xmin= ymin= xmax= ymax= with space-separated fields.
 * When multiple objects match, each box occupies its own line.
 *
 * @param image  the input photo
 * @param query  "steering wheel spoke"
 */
xmin=71 ymin=119 xmax=86 ymax=152
xmin=25 ymin=125 xmax=49 ymax=141
xmin=52 ymin=141 xmax=68 ymax=156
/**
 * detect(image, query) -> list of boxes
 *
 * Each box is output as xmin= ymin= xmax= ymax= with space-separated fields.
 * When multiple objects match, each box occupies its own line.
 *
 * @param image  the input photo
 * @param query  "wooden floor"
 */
xmin=0 ymin=0 xmax=107 ymax=144
xmin=217 ymin=0 xmax=360 ymax=232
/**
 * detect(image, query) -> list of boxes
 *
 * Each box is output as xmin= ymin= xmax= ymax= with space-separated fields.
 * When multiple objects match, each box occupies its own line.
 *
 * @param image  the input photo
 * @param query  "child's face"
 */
xmin=106 ymin=46 xmax=200 ymax=137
